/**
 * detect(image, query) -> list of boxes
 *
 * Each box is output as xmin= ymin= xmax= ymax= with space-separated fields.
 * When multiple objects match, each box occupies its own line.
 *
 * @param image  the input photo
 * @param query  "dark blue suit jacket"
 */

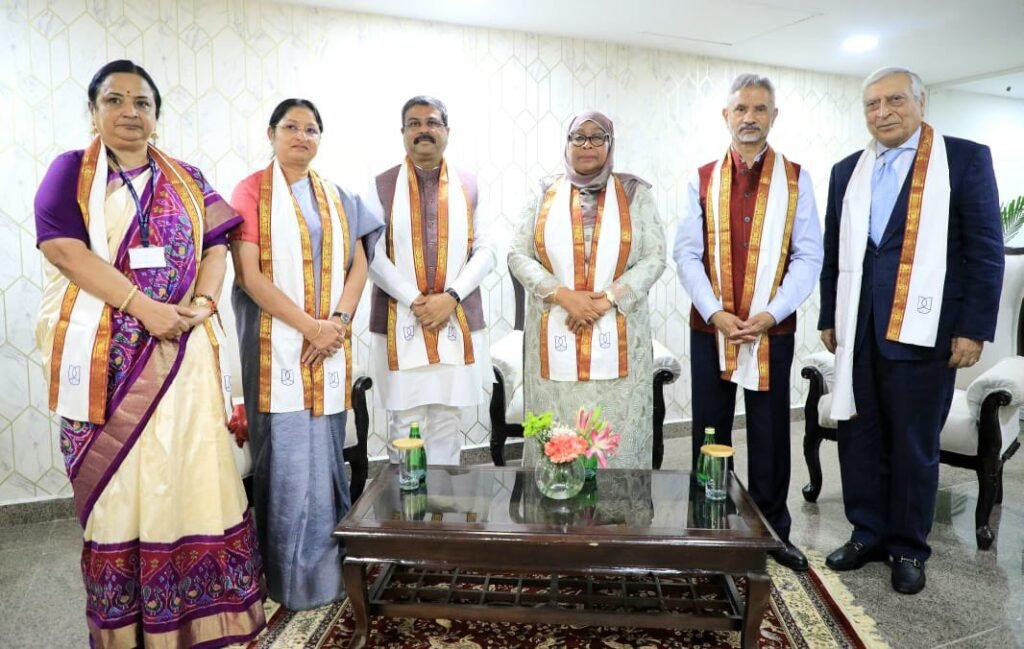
xmin=819 ymin=135 xmax=1004 ymax=360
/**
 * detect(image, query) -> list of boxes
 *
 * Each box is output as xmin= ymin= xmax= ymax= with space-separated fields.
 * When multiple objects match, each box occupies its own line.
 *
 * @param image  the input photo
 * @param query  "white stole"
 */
xmin=831 ymin=126 xmax=950 ymax=420
xmin=388 ymin=160 xmax=472 ymax=370
xmin=542 ymin=176 xmax=627 ymax=382
xmin=707 ymin=150 xmax=794 ymax=391
xmin=265 ymin=161 xmax=349 ymax=414
xmin=45 ymin=145 xmax=115 ymax=421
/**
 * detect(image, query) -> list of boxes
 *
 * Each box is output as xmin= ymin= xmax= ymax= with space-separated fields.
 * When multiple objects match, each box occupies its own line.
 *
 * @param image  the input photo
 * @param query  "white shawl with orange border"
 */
xmin=256 ymin=160 xmax=351 ymax=415
xmin=535 ymin=175 xmax=631 ymax=382
xmin=831 ymin=123 xmax=950 ymax=420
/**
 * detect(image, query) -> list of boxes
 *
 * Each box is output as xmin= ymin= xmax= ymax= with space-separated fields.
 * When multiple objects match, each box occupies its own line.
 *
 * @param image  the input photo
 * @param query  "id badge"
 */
xmin=128 ymin=246 xmax=167 ymax=269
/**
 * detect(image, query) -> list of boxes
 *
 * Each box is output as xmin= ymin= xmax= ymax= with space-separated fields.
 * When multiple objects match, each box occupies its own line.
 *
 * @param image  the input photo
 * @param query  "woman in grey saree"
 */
xmin=230 ymin=99 xmax=383 ymax=610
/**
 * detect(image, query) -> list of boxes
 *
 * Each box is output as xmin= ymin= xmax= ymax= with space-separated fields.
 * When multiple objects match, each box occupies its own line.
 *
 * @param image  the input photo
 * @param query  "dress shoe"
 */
xmin=825 ymin=541 xmax=887 ymax=571
xmin=891 ymin=557 xmax=926 ymax=594
xmin=769 ymin=543 xmax=809 ymax=572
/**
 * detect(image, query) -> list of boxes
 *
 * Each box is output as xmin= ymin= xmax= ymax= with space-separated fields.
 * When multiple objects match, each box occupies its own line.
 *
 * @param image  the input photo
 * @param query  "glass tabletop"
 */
xmin=342 ymin=465 xmax=771 ymax=540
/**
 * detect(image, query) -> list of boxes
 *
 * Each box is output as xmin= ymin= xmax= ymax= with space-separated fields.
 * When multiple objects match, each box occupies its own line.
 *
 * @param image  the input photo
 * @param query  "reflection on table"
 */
xmin=362 ymin=466 xmax=747 ymax=533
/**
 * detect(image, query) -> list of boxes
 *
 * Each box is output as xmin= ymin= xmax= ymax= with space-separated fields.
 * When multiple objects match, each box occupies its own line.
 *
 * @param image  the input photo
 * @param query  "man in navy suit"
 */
xmin=818 ymin=66 xmax=1003 ymax=594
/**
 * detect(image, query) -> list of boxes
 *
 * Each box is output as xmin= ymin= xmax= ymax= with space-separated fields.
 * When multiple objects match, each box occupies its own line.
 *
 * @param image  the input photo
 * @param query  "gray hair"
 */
xmin=401 ymin=95 xmax=449 ymax=127
xmin=861 ymin=66 xmax=925 ymax=100
xmin=727 ymin=73 xmax=775 ymax=106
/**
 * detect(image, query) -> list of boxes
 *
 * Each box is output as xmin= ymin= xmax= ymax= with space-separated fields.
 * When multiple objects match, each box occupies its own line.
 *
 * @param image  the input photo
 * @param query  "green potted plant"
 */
xmin=1002 ymin=194 xmax=1024 ymax=244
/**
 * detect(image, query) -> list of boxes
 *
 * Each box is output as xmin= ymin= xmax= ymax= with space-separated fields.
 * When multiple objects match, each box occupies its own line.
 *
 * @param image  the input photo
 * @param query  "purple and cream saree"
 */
xmin=35 ymin=138 xmax=265 ymax=648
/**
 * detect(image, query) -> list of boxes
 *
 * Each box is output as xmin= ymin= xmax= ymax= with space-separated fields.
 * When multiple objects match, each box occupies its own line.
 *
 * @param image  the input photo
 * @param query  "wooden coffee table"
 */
xmin=333 ymin=465 xmax=783 ymax=649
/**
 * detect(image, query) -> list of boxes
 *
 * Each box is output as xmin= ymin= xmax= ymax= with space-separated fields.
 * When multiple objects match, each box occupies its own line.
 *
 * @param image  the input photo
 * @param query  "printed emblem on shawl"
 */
xmin=61 ymin=311 xmax=147 ymax=477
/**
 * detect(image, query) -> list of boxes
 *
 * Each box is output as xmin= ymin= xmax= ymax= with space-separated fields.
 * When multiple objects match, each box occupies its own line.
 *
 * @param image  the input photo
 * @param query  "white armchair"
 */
xmin=800 ymin=249 xmax=1024 ymax=549
xmin=489 ymin=274 xmax=682 ymax=467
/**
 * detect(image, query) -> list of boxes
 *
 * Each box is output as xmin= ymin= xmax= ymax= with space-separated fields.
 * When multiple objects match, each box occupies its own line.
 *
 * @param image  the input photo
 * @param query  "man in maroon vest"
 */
xmin=673 ymin=74 xmax=823 ymax=571
xmin=366 ymin=96 xmax=497 ymax=466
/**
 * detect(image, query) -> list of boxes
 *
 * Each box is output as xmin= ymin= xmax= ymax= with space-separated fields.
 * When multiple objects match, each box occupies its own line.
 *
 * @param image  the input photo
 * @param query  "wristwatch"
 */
xmin=331 ymin=311 xmax=352 ymax=325
xmin=445 ymin=288 xmax=461 ymax=303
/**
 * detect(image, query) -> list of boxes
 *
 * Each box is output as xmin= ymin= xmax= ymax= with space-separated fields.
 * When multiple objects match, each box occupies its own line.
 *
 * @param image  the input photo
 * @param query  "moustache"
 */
xmin=414 ymin=134 xmax=436 ymax=144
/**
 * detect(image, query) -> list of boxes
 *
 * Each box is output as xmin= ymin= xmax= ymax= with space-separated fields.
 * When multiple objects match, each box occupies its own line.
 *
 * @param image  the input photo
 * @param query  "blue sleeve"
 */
xmin=953 ymin=145 xmax=1004 ymax=341
xmin=817 ymin=164 xmax=841 ymax=331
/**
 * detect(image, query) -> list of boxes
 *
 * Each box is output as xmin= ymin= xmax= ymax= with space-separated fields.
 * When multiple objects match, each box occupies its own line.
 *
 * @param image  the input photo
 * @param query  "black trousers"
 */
xmin=690 ymin=329 xmax=794 ymax=542
xmin=837 ymin=324 xmax=955 ymax=561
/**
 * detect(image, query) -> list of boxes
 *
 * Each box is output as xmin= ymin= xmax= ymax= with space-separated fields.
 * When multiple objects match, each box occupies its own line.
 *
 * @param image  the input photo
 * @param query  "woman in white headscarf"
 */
xmin=509 ymin=111 xmax=666 ymax=468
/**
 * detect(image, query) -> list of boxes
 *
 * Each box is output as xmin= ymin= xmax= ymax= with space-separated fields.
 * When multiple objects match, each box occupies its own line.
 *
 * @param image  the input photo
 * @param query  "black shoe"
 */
xmin=825 ymin=541 xmax=887 ymax=571
xmin=769 ymin=543 xmax=809 ymax=572
xmin=891 ymin=557 xmax=926 ymax=594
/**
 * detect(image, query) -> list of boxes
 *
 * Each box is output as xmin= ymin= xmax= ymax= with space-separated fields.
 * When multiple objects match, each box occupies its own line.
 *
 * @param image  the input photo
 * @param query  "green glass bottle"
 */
xmin=408 ymin=422 xmax=428 ymax=482
xmin=696 ymin=426 xmax=716 ymax=485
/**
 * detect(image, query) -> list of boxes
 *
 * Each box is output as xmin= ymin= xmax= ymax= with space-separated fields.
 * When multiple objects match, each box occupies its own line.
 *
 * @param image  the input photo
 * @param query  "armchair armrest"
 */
xmin=966 ymin=356 xmax=1024 ymax=418
xmin=801 ymin=351 xmax=836 ymax=393
xmin=490 ymin=330 xmax=524 ymax=410
xmin=652 ymin=339 xmax=682 ymax=384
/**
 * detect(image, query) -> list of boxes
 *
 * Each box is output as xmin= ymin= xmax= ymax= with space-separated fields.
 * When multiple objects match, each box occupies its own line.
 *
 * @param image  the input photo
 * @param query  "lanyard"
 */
xmin=117 ymin=157 xmax=158 ymax=247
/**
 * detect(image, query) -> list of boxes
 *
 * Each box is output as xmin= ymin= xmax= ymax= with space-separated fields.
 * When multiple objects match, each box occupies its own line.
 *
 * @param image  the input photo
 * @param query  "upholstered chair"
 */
xmin=489 ymin=274 xmax=682 ymax=468
xmin=800 ymin=248 xmax=1024 ymax=549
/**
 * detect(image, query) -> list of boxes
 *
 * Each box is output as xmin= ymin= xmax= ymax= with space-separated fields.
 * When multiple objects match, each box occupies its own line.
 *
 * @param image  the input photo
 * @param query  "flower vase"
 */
xmin=583 ymin=455 xmax=598 ymax=481
xmin=535 ymin=456 xmax=586 ymax=500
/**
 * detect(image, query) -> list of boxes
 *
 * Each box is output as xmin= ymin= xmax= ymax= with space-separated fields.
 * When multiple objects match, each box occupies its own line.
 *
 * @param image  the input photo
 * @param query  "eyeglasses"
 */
xmin=404 ymin=118 xmax=447 ymax=131
xmin=278 ymin=123 xmax=321 ymax=139
xmin=568 ymin=132 xmax=610 ymax=148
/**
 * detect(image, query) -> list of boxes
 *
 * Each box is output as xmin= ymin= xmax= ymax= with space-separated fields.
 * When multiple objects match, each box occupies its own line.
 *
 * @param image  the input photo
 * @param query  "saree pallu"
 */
xmin=38 ymin=146 xmax=264 ymax=648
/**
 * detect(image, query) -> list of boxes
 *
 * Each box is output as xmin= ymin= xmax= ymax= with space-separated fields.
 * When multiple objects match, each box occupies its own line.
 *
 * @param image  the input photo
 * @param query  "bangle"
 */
xmin=192 ymin=292 xmax=217 ymax=313
xmin=118 ymin=286 xmax=138 ymax=312
xmin=605 ymin=289 xmax=616 ymax=306
xmin=312 ymin=320 xmax=323 ymax=339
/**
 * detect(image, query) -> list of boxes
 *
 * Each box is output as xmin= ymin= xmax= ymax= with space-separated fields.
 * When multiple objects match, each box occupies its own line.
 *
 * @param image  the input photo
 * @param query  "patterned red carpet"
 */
xmin=243 ymin=555 xmax=888 ymax=648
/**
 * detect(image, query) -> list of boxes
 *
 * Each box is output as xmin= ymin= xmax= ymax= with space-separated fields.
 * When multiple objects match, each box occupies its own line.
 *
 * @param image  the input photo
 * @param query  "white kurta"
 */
xmin=365 ymin=166 xmax=500 ymax=411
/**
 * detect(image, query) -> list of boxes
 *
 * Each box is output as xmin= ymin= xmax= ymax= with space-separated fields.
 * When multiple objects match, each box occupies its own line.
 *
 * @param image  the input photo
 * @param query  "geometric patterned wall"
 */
xmin=0 ymin=0 xmax=868 ymax=504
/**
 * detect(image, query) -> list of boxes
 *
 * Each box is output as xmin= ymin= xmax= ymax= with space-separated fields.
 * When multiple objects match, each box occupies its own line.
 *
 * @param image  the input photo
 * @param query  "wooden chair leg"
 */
xmin=490 ymin=369 xmax=509 ymax=466
xmin=652 ymin=370 xmax=671 ymax=470
xmin=802 ymin=426 xmax=825 ymax=502
xmin=995 ymin=465 xmax=1004 ymax=505
xmin=974 ymin=458 xmax=999 ymax=550
xmin=974 ymin=391 xmax=1012 ymax=549
xmin=344 ymin=376 xmax=372 ymax=502
xmin=800 ymin=367 xmax=827 ymax=502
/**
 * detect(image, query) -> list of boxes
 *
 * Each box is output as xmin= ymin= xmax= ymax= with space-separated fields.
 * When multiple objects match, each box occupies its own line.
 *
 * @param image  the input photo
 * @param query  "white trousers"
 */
xmin=387 ymin=404 xmax=463 ymax=466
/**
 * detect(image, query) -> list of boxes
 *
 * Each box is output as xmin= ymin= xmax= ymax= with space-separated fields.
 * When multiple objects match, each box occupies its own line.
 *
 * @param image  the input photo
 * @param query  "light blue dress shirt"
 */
xmin=870 ymin=127 xmax=921 ymax=243
xmin=673 ymin=147 xmax=824 ymax=326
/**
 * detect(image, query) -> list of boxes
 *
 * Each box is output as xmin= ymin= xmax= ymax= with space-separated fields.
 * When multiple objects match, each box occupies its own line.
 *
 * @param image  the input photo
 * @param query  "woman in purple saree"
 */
xmin=34 ymin=60 xmax=265 ymax=648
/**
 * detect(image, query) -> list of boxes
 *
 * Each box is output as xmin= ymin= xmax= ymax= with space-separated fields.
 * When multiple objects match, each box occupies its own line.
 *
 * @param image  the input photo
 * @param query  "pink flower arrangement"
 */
xmin=544 ymin=429 xmax=589 ymax=463
xmin=524 ymin=408 xmax=621 ymax=466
